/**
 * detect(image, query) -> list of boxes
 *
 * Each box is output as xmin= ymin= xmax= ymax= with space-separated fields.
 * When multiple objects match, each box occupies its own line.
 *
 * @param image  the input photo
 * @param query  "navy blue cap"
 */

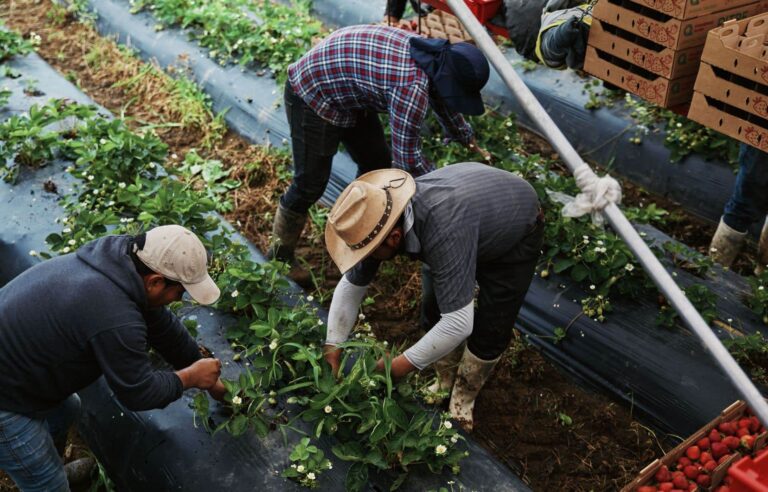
xmin=409 ymin=37 xmax=490 ymax=115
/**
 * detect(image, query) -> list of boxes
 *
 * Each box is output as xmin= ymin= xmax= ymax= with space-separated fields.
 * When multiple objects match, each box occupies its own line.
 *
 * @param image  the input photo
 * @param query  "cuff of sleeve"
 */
xmin=402 ymin=350 xmax=425 ymax=371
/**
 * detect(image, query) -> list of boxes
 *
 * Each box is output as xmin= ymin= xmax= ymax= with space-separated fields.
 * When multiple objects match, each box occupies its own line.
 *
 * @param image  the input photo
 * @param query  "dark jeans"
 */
xmin=420 ymin=217 xmax=545 ymax=361
xmin=723 ymin=144 xmax=768 ymax=233
xmin=281 ymin=81 xmax=392 ymax=215
xmin=0 ymin=394 xmax=81 ymax=492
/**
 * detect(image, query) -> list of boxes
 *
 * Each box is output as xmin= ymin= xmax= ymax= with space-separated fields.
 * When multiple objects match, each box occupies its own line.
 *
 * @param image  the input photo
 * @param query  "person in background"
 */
xmin=322 ymin=163 xmax=543 ymax=431
xmin=505 ymin=0 xmax=593 ymax=70
xmin=0 ymin=225 xmax=225 ymax=491
xmin=272 ymin=24 xmax=491 ymax=285
xmin=709 ymin=143 xmax=768 ymax=275
xmin=384 ymin=0 xmax=432 ymax=30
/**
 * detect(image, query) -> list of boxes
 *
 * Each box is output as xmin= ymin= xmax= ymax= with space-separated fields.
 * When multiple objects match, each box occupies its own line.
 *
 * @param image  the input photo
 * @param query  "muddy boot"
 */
xmin=756 ymin=218 xmax=768 ymax=276
xmin=65 ymin=457 xmax=96 ymax=486
xmin=448 ymin=347 xmax=500 ymax=432
xmin=709 ymin=217 xmax=747 ymax=269
xmin=424 ymin=344 xmax=464 ymax=405
xmin=268 ymin=204 xmax=313 ymax=288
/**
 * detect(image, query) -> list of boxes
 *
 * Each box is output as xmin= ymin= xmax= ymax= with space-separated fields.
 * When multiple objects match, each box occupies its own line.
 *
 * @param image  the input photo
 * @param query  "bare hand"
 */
xmin=177 ymin=358 xmax=222 ymax=390
xmin=323 ymin=345 xmax=342 ymax=378
xmin=375 ymin=354 xmax=416 ymax=380
xmin=207 ymin=379 xmax=226 ymax=401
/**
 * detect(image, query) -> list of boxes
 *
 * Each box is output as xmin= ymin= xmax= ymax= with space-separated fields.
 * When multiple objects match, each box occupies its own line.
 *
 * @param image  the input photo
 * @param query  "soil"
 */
xmin=0 ymin=0 xmax=728 ymax=490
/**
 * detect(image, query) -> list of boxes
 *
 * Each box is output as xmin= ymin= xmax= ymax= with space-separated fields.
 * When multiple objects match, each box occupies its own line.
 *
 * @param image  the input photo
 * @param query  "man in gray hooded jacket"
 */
xmin=0 ymin=225 xmax=224 ymax=491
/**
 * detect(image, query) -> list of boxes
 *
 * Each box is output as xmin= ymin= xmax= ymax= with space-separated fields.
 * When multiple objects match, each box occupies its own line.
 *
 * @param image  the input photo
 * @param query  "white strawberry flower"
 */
xmin=450 ymin=435 xmax=459 ymax=444
xmin=324 ymin=405 xmax=332 ymax=414
xmin=269 ymin=340 xmax=279 ymax=351
xmin=68 ymin=239 xmax=76 ymax=246
xmin=231 ymin=396 xmax=242 ymax=405
xmin=62 ymin=247 xmax=71 ymax=254
xmin=118 ymin=182 xmax=126 ymax=189
xmin=306 ymin=472 xmax=316 ymax=480
xmin=443 ymin=421 xmax=452 ymax=429
xmin=231 ymin=290 xmax=239 ymax=298
xmin=28 ymin=250 xmax=38 ymax=256
xmin=296 ymin=465 xmax=305 ymax=473
xmin=624 ymin=264 xmax=634 ymax=272
xmin=435 ymin=444 xmax=447 ymax=455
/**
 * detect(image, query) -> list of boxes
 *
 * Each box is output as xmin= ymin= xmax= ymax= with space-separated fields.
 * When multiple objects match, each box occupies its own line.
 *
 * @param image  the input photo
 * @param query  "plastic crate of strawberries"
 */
xmin=622 ymin=401 xmax=768 ymax=492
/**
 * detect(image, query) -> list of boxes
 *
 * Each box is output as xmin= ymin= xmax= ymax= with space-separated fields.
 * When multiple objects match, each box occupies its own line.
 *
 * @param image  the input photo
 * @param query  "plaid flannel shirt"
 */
xmin=287 ymin=25 xmax=474 ymax=177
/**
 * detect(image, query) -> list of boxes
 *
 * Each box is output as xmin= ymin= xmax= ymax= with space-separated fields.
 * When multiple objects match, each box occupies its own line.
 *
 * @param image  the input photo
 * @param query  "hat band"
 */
xmin=348 ymin=188 xmax=393 ymax=251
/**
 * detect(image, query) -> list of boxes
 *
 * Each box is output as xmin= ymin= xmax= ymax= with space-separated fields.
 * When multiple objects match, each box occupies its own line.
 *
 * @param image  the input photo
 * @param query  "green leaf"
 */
xmin=345 ymin=462 xmax=369 ymax=492
xmin=570 ymin=263 xmax=590 ymax=282
xmin=383 ymin=398 xmax=408 ymax=430
xmin=553 ymin=258 xmax=575 ymax=273
xmin=332 ymin=441 xmax=365 ymax=462
xmin=229 ymin=414 xmax=248 ymax=436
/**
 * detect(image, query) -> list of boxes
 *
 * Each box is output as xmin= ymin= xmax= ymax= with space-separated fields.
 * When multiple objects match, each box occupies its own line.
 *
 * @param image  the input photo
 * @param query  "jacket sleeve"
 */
xmin=429 ymin=96 xmax=474 ymax=145
xmin=387 ymin=85 xmax=435 ymax=176
xmin=144 ymin=307 xmax=202 ymax=370
xmin=89 ymin=325 xmax=183 ymax=411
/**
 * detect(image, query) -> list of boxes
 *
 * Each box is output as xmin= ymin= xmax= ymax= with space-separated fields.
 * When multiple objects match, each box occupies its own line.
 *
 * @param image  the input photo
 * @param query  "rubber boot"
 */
xmin=423 ymin=344 xmax=464 ymax=405
xmin=709 ymin=217 xmax=747 ymax=269
xmin=268 ymin=204 xmax=313 ymax=288
xmin=756 ymin=217 xmax=768 ymax=276
xmin=64 ymin=457 xmax=96 ymax=486
xmin=448 ymin=347 xmax=500 ymax=432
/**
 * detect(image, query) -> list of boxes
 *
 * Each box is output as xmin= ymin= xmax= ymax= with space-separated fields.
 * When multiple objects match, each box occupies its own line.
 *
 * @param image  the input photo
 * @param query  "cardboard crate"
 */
xmin=621 ymin=400 xmax=768 ymax=492
xmin=589 ymin=18 xmax=705 ymax=78
xmin=688 ymin=90 xmax=768 ymax=150
xmin=630 ymin=0 xmax=760 ymax=20
xmin=695 ymin=62 xmax=768 ymax=119
xmin=584 ymin=45 xmax=697 ymax=106
xmin=700 ymin=13 xmax=768 ymax=86
xmin=592 ymin=0 xmax=768 ymax=50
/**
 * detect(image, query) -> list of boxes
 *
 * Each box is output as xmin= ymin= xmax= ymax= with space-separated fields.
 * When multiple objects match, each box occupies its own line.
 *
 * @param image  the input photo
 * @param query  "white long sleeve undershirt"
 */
xmin=325 ymin=274 xmax=473 ymax=369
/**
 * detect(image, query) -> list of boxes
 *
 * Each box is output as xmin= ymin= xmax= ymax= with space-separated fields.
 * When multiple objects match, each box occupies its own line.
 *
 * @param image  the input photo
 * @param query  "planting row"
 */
xmin=0 ymin=35 xmax=529 ymax=491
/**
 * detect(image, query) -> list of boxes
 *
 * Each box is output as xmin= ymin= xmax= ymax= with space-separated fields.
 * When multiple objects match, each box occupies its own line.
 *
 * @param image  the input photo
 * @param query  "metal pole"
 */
xmin=443 ymin=0 xmax=768 ymax=425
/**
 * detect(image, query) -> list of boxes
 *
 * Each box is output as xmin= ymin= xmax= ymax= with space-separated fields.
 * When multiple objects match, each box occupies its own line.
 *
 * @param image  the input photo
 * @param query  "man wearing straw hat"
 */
xmin=322 ymin=163 xmax=543 ymax=431
xmin=0 ymin=225 xmax=224 ymax=491
xmin=271 ymin=24 xmax=491 ymax=284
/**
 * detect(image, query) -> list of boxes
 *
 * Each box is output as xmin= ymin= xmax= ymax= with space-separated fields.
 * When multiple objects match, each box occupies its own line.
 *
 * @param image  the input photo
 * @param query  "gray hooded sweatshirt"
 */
xmin=0 ymin=235 xmax=202 ymax=415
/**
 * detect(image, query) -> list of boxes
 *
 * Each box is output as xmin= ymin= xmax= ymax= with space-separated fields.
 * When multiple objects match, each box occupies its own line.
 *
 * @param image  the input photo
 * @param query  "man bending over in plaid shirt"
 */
xmin=269 ymin=25 xmax=490 ymax=284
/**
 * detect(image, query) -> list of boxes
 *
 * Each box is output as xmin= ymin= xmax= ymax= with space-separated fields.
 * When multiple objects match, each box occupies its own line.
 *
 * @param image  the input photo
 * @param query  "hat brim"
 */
xmin=325 ymin=169 xmax=416 ymax=275
xmin=183 ymin=273 xmax=221 ymax=305
xmin=442 ymin=92 xmax=485 ymax=116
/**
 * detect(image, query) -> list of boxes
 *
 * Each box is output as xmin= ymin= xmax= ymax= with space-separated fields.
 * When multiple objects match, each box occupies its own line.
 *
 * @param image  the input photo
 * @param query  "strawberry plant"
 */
xmin=129 ymin=0 xmax=322 ymax=80
xmin=175 ymin=149 xmax=240 ymax=212
xmin=282 ymin=437 xmax=333 ymax=488
xmin=0 ymin=28 xmax=37 ymax=62
xmin=724 ymin=332 xmax=768 ymax=386
xmin=657 ymin=284 xmax=719 ymax=328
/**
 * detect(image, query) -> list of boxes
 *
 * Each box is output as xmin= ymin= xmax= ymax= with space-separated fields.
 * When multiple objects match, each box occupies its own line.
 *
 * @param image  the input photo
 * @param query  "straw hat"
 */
xmin=325 ymin=169 xmax=416 ymax=274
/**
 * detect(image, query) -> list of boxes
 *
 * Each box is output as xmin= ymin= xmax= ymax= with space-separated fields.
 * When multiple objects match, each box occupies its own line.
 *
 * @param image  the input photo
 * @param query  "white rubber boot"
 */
xmin=448 ymin=347 xmax=500 ymax=432
xmin=709 ymin=217 xmax=747 ymax=269
xmin=423 ymin=344 xmax=464 ymax=405
xmin=756 ymin=217 xmax=768 ymax=276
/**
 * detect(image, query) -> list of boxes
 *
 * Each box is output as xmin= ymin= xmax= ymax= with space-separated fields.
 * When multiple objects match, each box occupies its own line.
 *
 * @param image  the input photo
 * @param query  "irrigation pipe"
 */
xmin=444 ymin=0 xmax=768 ymax=425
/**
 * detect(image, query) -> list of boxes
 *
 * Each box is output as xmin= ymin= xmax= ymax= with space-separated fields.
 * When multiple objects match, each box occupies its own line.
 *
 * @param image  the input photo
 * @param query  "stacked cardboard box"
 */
xmin=422 ymin=10 xmax=474 ymax=43
xmin=688 ymin=12 xmax=768 ymax=151
xmin=585 ymin=0 xmax=768 ymax=107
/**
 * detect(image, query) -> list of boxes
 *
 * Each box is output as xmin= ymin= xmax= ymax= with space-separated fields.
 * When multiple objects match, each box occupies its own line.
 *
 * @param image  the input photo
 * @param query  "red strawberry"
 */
xmin=659 ymin=483 xmax=674 ymax=492
xmin=719 ymin=422 xmax=736 ymax=435
xmin=710 ymin=429 xmax=722 ymax=442
xmin=700 ymin=451 xmax=713 ymax=463
xmin=724 ymin=436 xmax=740 ymax=450
xmin=637 ymin=486 xmax=657 ymax=492
xmin=677 ymin=457 xmax=692 ymax=469
xmin=724 ymin=475 xmax=733 ymax=485
xmin=703 ymin=460 xmax=716 ymax=472
xmin=711 ymin=442 xmax=728 ymax=458
xmin=688 ymin=484 xmax=697 ymax=492
xmin=672 ymin=474 xmax=689 ymax=489
xmin=696 ymin=474 xmax=711 ymax=487
xmin=716 ymin=487 xmax=730 ymax=492
xmin=685 ymin=446 xmax=700 ymax=461
xmin=718 ymin=454 xmax=732 ymax=465
xmin=697 ymin=437 xmax=710 ymax=450
xmin=683 ymin=465 xmax=699 ymax=479
xmin=655 ymin=466 xmax=672 ymax=483
xmin=741 ymin=434 xmax=756 ymax=449
xmin=749 ymin=416 xmax=760 ymax=433
xmin=739 ymin=418 xmax=751 ymax=429
xmin=737 ymin=427 xmax=750 ymax=438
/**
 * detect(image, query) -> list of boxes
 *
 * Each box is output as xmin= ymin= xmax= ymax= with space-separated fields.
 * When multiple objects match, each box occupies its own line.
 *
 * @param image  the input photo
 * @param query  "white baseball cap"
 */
xmin=136 ymin=225 xmax=220 ymax=305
